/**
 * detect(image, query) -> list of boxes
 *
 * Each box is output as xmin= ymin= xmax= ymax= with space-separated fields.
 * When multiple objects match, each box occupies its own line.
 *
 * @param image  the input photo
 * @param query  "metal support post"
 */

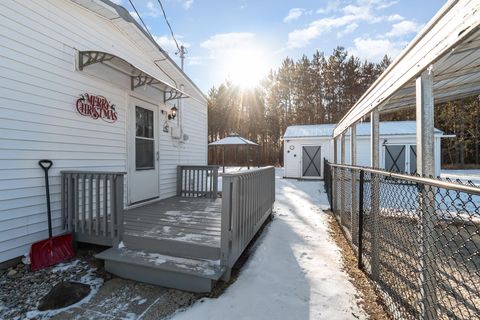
xmin=351 ymin=125 xmax=358 ymax=244
xmin=370 ymin=109 xmax=380 ymax=281
xmin=416 ymin=67 xmax=437 ymax=319
xmin=340 ymin=133 xmax=346 ymax=223
xmin=358 ymin=170 xmax=364 ymax=269
xmin=332 ymin=138 xmax=338 ymax=212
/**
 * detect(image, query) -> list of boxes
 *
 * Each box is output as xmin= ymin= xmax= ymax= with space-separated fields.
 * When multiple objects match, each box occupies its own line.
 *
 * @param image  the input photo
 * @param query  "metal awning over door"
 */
xmin=302 ymin=146 xmax=321 ymax=177
xmin=78 ymin=51 xmax=189 ymax=102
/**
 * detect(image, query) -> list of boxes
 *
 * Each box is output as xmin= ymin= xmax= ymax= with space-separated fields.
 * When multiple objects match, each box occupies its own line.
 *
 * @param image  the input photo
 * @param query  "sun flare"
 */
xmin=221 ymin=48 xmax=270 ymax=88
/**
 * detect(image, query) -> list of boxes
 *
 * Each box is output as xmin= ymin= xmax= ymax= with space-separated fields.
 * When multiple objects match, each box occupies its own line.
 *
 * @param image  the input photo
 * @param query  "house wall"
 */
xmin=284 ymin=134 xmax=442 ymax=179
xmin=0 ymin=1 xmax=207 ymax=263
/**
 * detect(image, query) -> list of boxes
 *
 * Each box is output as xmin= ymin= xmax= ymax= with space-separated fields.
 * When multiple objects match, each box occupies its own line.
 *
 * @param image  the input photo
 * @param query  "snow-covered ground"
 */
xmin=441 ymin=169 xmax=480 ymax=185
xmin=173 ymin=168 xmax=366 ymax=320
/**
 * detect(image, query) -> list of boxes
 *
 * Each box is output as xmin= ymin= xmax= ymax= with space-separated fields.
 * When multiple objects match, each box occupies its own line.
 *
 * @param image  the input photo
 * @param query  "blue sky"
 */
xmin=113 ymin=0 xmax=445 ymax=93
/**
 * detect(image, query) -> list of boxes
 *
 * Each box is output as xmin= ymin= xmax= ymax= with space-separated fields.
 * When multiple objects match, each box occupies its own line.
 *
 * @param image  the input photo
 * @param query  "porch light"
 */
xmin=168 ymin=105 xmax=178 ymax=120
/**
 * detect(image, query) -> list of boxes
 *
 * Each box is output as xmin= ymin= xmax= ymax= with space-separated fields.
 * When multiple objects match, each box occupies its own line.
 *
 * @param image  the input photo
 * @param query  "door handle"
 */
xmin=156 ymin=151 xmax=159 ymax=160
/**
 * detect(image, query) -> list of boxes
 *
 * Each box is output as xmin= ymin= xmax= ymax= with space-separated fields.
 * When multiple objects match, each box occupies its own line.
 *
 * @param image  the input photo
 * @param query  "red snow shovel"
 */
xmin=30 ymin=160 xmax=75 ymax=271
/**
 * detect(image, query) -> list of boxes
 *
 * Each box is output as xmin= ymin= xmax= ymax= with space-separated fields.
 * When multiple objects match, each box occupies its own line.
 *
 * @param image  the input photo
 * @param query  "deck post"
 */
xmin=220 ymin=175 xmax=234 ymax=281
xmin=370 ymin=109 xmax=380 ymax=281
xmin=177 ymin=166 xmax=183 ymax=196
xmin=350 ymin=124 xmax=358 ymax=245
xmin=416 ymin=67 xmax=437 ymax=320
xmin=340 ymin=133 xmax=346 ymax=224
xmin=212 ymin=167 xmax=219 ymax=198
xmin=114 ymin=174 xmax=124 ymax=246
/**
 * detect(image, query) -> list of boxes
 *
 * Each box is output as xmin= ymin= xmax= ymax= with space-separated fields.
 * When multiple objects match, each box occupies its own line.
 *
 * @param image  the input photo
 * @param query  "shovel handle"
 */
xmin=39 ymin=159 xmax=53 ymax=171
xmin=39 ymin=159 xmax=53 ymax=238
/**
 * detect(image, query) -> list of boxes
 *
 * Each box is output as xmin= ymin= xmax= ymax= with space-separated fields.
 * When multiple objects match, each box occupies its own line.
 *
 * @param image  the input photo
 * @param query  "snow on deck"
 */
xmin=172 ymin=168 xmax=366 ymax=320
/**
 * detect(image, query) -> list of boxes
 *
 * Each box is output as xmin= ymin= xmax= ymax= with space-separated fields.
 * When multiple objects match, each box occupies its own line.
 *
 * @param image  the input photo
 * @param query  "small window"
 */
xmin=135 ymin=106 xmax=155 ymax=170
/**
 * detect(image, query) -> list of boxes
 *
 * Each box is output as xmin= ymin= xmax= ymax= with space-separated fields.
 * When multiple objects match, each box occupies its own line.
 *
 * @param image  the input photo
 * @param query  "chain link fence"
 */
xmin=324 ymin=160 xmax=480 ymax=319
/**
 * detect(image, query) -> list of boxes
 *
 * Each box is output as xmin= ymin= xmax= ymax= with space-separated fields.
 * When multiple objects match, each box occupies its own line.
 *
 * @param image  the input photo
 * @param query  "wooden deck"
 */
xmin=123 ymin=196 xmax=222 ymax=247
xmin=65 ymin=166 xmax=276 ymax=292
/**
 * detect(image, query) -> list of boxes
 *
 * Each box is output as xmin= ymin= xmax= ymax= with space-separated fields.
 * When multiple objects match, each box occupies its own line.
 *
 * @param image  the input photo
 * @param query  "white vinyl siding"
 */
xmin=0 ymin=0 xmax=207 ymax=262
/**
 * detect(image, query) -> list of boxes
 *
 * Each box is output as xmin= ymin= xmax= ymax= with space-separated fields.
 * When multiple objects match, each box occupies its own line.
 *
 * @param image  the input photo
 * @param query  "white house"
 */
xmin=283 ymin=121 xmax=445 ymax=179
xmin=0 ymin=0 xmax=208 ymax=264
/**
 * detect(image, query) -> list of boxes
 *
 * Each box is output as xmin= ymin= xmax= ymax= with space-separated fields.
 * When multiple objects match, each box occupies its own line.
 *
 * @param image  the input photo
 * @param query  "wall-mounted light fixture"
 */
xmin=168 ymin=105 xmax=178 ymax=120
xmin=161 ymin=105 xmax=178 ymax=121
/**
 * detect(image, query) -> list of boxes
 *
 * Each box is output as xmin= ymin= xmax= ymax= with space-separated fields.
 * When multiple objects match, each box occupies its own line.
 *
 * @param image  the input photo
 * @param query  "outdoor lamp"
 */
xmin=169 ymin=105 xmax=178 ymax=120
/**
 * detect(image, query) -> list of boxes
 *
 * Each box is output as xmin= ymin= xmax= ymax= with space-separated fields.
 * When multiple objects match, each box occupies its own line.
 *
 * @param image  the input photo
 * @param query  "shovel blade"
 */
xmin=30 ymin=233 xmax=75 ymax=271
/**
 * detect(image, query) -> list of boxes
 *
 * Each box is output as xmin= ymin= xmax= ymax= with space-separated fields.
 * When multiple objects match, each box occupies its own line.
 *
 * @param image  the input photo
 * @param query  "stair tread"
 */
xmin=96 ymin=248 xmax=225 ymax=280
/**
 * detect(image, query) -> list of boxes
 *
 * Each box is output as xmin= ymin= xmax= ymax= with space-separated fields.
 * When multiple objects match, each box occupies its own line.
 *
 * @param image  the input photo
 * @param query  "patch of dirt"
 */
xmin=326 ymin=211 xmax=391 ymax=320
xmin=0 ymin=245 xmax=105 ymax=320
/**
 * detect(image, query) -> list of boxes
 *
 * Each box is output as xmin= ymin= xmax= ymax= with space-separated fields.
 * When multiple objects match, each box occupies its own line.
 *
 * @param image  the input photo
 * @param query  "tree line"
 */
xmin=207 ymin=47 xmax=480 ymax=168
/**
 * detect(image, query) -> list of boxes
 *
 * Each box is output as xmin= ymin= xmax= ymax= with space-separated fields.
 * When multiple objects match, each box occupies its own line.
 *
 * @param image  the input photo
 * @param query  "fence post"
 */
xmin=358 ymin=170 xmax=364 ymax=269
xmin=416 ymin=69 xmax=438 ymax=319
xmin=333 ymin=138 xmax=338 ymax=213
xmin=340 ymin=133 xmax=346 ymax=223
xmin=351 ymin=124 xmax=358 ymax=244
xmin=370 ymin=110 xmax=380 ymax=281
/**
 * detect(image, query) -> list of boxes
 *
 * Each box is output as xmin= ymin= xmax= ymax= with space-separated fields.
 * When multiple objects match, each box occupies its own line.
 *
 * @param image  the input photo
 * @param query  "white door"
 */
xmin=129 ymin=98 xmax=159 ymax=204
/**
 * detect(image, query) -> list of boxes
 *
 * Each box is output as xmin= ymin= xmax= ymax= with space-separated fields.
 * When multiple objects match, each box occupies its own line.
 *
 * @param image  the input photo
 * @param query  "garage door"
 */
xmin=302 ymin=146 xmax=321 ymax=177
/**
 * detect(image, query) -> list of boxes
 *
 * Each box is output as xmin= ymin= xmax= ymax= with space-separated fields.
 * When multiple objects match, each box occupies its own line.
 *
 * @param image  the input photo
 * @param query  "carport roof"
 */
xmin=284 ymin=121 xmax=443 ymax=139
xmin=334 ymin=0 xmax=480 ymax=137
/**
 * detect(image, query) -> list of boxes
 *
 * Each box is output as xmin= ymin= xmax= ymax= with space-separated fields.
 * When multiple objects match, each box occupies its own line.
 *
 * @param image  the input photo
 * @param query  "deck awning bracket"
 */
xmin=78 ymin=51 xmax=115 ymax=70
xmin=77 ymin=50 xmax=190 ymax=101
xmin=131 ymin=73 xmax=161 ymax=91
xmin=164 ymin=89 xmax=187 ymax=102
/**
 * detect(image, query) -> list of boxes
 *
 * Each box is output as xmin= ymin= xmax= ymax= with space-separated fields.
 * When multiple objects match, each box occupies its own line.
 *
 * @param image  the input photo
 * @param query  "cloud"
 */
xmin=286 ymin=0 xmax=404 ymax=48
xmin=317 ymin=0 xmax=341 ymax=14
xmin=182 ymin=0 xmax=194 ymax=9
xmin=287 ymin=15 xmax=358 ymax=48
xmin=337 ymin=23 xmax=359 ymax=38
xmin=187 ymin=56 xmax=203 ymax=66
xmin=153 ymin=35 xmax=190 ymax=55
xmin=350 ymin=37 xmax=406 ymax=61
xmin=386 ymin=20 xmax=423 ymax=37
xmin=146 ymin=1 xmax=159 ymax=17
xmin=201 ymin=32 xmax=256 ymax=57
xmin=284 ymin=8 xmax=305 ymax=23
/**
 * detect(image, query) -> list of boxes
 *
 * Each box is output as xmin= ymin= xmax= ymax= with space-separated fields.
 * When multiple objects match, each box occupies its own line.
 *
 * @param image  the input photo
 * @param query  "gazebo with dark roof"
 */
xmin=209 ymin=134 xmax=259 ymax=172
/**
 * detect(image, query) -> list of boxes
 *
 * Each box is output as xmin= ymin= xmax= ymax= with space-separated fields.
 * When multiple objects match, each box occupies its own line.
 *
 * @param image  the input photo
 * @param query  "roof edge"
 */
xmin=95 ymin=0 xmax=207 ymax=101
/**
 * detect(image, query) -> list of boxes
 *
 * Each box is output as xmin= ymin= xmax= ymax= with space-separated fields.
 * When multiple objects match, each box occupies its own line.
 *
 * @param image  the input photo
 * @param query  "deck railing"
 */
xmin=61 ymin=171 xmax=125 ymax=246
xmin=324 ymin=161 xmax=480 ymax=320
xmin=220 ymin=167 xmax=275 ymax=274
xmin=177 ymin=165 xmax=219 ymax=198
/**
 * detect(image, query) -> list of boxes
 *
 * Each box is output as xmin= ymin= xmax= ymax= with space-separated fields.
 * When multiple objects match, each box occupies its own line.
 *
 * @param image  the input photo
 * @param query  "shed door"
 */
xmin=129 ymin=99 xmax=159 ymax=204
xmin=302 ymin=146 xmax=322 ymax=177
xmin=408 ymin=145 xmax=417 ymax=174
xmin=385 ymin=145 xmax=406 ymax=173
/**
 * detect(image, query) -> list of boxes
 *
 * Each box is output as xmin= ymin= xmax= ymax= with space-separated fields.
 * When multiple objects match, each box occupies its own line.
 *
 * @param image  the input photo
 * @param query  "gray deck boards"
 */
xmin=124 ymin=196 xmax=222 ymax=247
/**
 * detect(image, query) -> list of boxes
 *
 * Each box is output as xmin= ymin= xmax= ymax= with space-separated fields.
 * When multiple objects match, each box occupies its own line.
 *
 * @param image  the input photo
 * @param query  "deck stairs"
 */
xmin=95 ymin=197 xmax=226 ymax=293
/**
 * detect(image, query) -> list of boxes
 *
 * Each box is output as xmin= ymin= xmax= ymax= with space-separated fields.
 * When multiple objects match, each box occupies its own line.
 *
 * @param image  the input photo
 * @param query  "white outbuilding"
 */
xmin=283 ymin=121 xmax=445 ymax=179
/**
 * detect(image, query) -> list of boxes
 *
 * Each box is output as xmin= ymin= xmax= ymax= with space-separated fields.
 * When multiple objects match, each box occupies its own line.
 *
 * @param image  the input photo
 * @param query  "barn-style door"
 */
xmin=302 ymin=146 xmax=322 ymax=177
xmin=384 ymin=144 xmax=417 ymax=174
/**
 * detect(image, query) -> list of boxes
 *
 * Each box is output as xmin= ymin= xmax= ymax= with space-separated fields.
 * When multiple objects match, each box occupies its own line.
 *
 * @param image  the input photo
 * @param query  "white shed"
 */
xmin=283 ymin=121 xmax=444 ymax=179
xmin=0 ymin=0 xmax=207 ymax=263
